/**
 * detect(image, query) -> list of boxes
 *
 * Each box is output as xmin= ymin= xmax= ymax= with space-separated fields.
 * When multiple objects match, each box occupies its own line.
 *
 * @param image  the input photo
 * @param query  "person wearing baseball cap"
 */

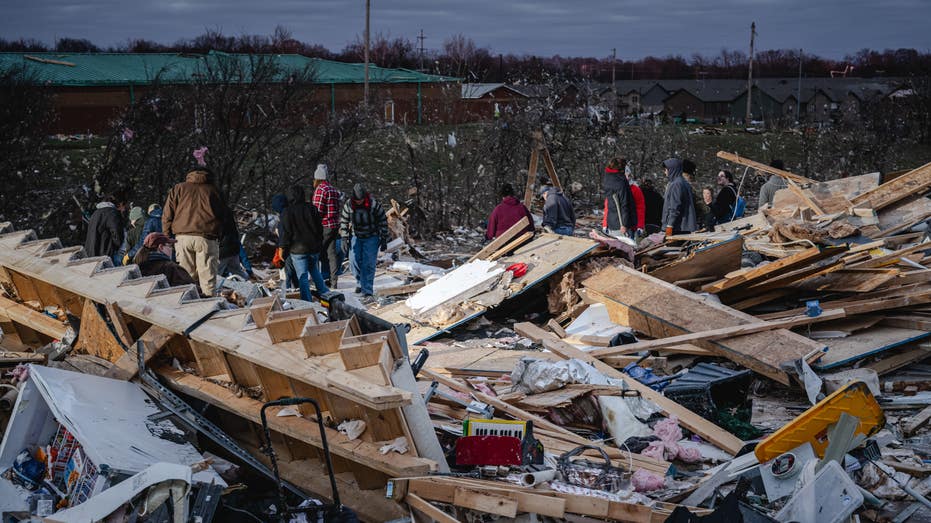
xmin=133 ymin=232 xmax=197 ymax=290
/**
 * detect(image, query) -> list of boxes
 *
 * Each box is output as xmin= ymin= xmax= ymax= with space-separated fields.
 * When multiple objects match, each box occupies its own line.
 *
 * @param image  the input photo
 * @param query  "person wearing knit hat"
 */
xmin=338 ymin=183 xmax=388 ymax=299
xmin=312 ymin=163 xmax=342 ymax=288
xmin=117 ymin=205 xmax=147 ymax=265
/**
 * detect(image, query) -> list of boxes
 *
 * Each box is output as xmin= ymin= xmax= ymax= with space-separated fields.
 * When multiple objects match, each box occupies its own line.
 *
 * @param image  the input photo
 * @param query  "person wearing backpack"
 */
xmin=707 ymin=170 xmax=739 ymax=231
xmin=339 ymin=183 xmax=388 ymax=300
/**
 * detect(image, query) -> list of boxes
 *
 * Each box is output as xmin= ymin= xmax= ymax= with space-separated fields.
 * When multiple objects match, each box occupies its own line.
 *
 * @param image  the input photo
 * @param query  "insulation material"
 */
xmin=510 ymin=357 xmax=624 ymax=394
xmin=405 ymin=259 xmax=503 ymax=315
xmin=640 ymin=417 xmax=701 ymax=463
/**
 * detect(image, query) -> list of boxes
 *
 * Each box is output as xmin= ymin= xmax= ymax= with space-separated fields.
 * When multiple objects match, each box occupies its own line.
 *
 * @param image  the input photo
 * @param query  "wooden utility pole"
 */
xmin=796 ymin=48 xmax=803 ymax=121
xmin=745 ymin=21 xmax=756 ymax=123
xmin=611 ymin=48 xmax=617 ymax=114
xmin=364 ymin=0 xmax=371 ymax=106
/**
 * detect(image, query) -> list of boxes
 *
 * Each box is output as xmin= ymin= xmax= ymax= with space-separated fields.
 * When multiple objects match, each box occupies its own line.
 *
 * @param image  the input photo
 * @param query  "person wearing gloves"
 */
xmin=279 ymin=185 xmax=329 ymax=301
xmin=601 ymin=157 xmax=637 ymax=239
xmin=339 ymin=183 xmax=388 ymax=299
xmin=540 ymin=184 xmax=576 ymax=236
xmin=660 ymin=158 xmax=698 ymax=236
xmin=311 ymin=163 xmax=342 ymax=288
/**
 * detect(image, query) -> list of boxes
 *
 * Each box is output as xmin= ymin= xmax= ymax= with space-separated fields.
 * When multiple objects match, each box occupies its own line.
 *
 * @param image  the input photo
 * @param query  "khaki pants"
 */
xmin=175 ymin=235 xmax=219 ymax=296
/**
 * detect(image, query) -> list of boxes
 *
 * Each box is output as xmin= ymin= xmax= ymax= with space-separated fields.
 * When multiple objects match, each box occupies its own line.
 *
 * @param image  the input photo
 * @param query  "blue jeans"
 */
xmin=351 ymin=236 xmax=380 ymax=295
xmin=552 ymin=225 xmax=575 ymax=236
xmin=291 ymin=253 xmax=329 ymax=301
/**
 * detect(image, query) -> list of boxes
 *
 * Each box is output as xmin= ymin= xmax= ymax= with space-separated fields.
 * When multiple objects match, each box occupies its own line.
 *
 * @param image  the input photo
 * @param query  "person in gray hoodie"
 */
xmin=540 ymin=185 xmax=576 ymax=235
xmin=660 ymin=158 xmax=698 ymax=235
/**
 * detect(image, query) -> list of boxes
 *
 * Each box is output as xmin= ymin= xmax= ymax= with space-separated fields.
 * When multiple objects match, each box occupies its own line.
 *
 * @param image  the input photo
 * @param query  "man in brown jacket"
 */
xmin=162 ymin=169 xmax=228 ymax=296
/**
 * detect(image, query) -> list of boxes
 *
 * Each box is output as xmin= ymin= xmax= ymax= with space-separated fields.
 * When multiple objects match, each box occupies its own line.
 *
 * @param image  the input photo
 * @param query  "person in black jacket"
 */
xmin=279 ymin=185 xmax=329 ymax=300
xmin=218 ymin=211 xmax=249 ymax=280
xmin=84 ymin=193 xmax=127 ymax=265
xmin=602 ymin=157 xmax=637 ymax=238
xmin=640 ymin=178 xmax=665 ymax=233
xmin=706 ymin=170 xmax=738 ymax=231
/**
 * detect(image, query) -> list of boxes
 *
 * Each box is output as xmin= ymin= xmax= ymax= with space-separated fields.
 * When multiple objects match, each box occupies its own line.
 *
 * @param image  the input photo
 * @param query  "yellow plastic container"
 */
xmin=754 ymin=380 xmax=885 ymax=462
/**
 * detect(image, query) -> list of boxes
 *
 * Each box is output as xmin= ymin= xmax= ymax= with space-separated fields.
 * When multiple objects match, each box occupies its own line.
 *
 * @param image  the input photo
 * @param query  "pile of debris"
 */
xmin=0 ymin=149 xmax=931 ymax=522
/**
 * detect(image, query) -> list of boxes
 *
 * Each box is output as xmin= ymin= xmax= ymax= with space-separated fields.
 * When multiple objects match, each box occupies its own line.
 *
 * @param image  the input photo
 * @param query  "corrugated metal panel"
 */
xmin=0 ymin=51 xmax=456 ymax=87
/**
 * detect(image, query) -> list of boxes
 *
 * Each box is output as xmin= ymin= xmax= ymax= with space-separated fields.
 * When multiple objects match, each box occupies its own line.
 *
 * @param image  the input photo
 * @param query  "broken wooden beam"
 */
xmin=716 ymin=151 xmax=816 ymax=185
xmin=590 ymin=309 xmax=845 ymax=358
xmin=850 ymin=161 xmax=931 ymax=211
xmin=469 ymin=216 xmax=531 ymax=262
xmin=0 ymin=294 xmax=70 ymax=340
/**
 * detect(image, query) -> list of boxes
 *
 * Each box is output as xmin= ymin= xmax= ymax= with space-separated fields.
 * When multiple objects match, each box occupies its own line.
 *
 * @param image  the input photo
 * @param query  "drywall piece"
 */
xmin=405 ymin=259 xmax=503 ymax=315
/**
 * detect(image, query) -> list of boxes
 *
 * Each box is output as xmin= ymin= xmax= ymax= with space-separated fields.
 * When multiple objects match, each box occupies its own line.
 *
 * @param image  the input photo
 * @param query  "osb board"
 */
xmin=583 ymin=265 xmax=823 ymax=385
xmin=877 ymin=195 xmax=931 ymax=231
xmin=376 ymin=233 xmax=597 ymax=344
xmin=813 ymin=326 xmax=931 ymax=370
xmin=650 ymin=236 xmax=743 ymax=284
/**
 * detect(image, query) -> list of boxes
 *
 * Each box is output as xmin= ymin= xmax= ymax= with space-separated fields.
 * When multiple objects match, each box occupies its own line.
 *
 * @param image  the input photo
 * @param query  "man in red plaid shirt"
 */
xmin=312 ymin=164 xmax=342 ymax=288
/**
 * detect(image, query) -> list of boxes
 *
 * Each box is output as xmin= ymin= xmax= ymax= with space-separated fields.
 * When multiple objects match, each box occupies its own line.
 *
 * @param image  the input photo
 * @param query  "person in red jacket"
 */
xmin=486 ymin=183 xmax=534 ymax=240
xmin=626 ymin=164 xmax=647 ymax=233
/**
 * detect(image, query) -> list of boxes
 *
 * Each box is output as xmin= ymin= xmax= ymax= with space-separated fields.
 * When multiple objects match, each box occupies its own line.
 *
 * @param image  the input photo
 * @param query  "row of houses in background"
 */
xmin=0 ymin=50 xmax=918 ymax=134
xmin=463 ymin=77 xmax=914 ymax=125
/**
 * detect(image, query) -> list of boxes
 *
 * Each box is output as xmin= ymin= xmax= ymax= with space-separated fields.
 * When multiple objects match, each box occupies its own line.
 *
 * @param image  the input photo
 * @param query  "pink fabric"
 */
xmin=639 ymin=416 xmax=701 ymax=463
xmin=631 ymin=469 xmax=665 ymax=492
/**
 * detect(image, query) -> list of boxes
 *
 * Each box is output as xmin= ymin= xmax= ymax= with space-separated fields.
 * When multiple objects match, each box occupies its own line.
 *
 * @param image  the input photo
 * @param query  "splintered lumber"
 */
xmin=850 ymin=161 xmax=931 ymax=211
xmin=103 ymin=325 xmax=176 ymax=380
xmin=469 ymin=216 xmax=531 ymax=262
xmin=0 ymin=351 xmax=46 ymax=364
xmin=419 ymin=367 xmax=671 ymax=474
xmin=487 ymin=231 xmax=534 ymax=261
xmin=0 ymin=295 xmax=70 ymax=340
xmin=513 ymin=322 xmax=744 ymax=455
xmin=849 ymin=241 xmax=931 ymax=269
xmin=650 ymin=236 xmax=743 ymax=285
xmin=716 ymin=151 xmax=816 ymax=185
xmin=702 ymin=246 xmax=846 ymax=294
xmin=158 ymin=366 xmax=435 ymax=477
xmin=904 ymin=405 xmax=931 ymax=436
xmin=405 ymin=494 xmax=459 ymax=523
xmin=584 ymin=265 xmax=824 ymax=385
xmin=591 ymin=309 xmax=845 ymax=358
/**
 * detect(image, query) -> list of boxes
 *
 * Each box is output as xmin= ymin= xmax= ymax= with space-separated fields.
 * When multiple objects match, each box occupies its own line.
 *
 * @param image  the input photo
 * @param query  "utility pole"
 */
xmin=364 ymin=0 xmax=370 ymax=106
xmin=611 ymin=48 xmax=617 ymax=93
xmin=417 ymin=29 xmax=426 ymax=72
xmin=796 ymin=48 xmax=803 ymax=122
xmin=745 ymin=21 xmax=755 ymax=124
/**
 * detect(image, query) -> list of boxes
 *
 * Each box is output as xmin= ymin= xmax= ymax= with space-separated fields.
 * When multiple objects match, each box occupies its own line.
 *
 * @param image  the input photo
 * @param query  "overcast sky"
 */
xmin=3 ymin=0 xmax=929 ymax=59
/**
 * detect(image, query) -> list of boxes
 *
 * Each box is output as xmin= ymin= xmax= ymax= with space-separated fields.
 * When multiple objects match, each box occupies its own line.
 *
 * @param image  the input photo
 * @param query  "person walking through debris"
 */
xmin=133 ymin=232 xmax=197 ymax=289
xmin=758 ymin=159 xmax=789 ymax=209
xmin=682 ymin=159 xmax=709 ymax=227
xmin=312 ymin=163 xmax=342 ymax=288
xmin=280 ymin=185 xmax=330 ymax=301
xmin=640 ymin=178 xmax=665 ymax=233
xmin=117 ymin=205 xmax=146 ymax=265
xmin=271 ymin=193 xmax=299 ymax=290
xmin=705 ymin=170 xmax=738 ymax=231
xmin=84 ymin=192 xmax=127 ymax=266
xmin=162 ymin=169 xmax=228 ymax=297
xmin=486 ymin=183 xmax=534 ymax=240
xmin=540 ymin=185 xmax=576 ymax=236
xmin=339 ymin=183 xmax=388 ymax=299
xmin=661 ymin=158 xmax=698 ymax=236
xmin=601 ymin=157 xmax=637 ymax=239
xmin=218 ymin=211 xmax=250 ymax=280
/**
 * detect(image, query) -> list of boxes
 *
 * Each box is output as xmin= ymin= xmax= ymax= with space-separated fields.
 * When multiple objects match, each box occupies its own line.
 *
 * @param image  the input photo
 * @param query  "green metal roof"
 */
xmin=0 ymin=50 xmax=456 ymax=87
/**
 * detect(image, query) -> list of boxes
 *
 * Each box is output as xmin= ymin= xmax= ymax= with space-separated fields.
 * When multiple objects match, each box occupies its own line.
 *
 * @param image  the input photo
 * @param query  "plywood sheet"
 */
xmin=584 ymin=265 xmax=824 ymax=385
xmin=814 ymin=326 xmax=931 ymax=370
